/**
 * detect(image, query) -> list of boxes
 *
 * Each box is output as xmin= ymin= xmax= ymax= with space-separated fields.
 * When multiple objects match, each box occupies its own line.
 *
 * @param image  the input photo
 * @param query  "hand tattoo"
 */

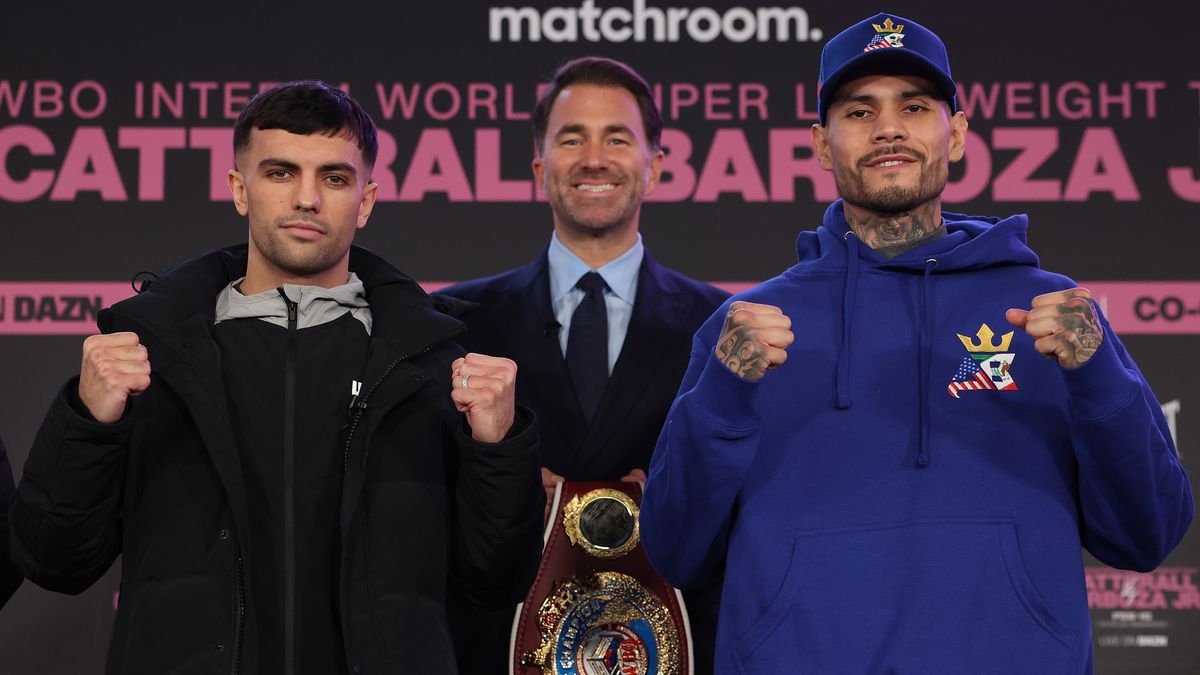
xmin=1054 ymin=294 xmax=1103 ymax=368
xmin=717 ymin=315 xmax=768 ymax=382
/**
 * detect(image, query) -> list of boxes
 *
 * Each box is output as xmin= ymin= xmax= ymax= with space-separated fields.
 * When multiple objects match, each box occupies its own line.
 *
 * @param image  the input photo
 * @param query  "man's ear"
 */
xmin=228 ymin=169 xmax=248 ymax=216
xmin=356 ymin=181 xmax=378 ymax=230
xmin=532 ymin=155 xmax=544 ymax=187
xmin=644 ymin=149 xmax=665 ymax=196
xmin=811 ymin=124 xmax=833 ymax=171
xmin=948 ymin=110 xmax=969 ymax=163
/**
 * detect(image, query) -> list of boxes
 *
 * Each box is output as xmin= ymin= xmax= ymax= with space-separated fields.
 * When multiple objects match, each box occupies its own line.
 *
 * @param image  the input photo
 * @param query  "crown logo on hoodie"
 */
xmin=957 ymin=323 xmax=1013 ymax=353
xmin=948 ymin=323 xmax=1018 ymax=398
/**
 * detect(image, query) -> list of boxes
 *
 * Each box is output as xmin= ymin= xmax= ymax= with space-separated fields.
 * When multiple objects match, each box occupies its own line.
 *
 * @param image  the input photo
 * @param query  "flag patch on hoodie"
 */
xmin=948 ymin=323 xmax=1018 ymax=398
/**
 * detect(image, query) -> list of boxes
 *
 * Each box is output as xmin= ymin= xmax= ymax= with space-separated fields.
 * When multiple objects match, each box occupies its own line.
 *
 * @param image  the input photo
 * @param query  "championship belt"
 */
xmin=510 ymin=482 xmax=693 ymax=675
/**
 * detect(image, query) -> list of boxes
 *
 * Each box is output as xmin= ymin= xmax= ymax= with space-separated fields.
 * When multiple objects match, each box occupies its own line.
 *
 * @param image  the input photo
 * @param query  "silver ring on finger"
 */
xmin=462 ymin=373 xmax=471 ymax=390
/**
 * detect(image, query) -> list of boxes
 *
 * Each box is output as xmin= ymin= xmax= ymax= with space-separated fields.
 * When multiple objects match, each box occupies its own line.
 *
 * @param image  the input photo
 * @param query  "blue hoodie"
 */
xmin=641 ymin=201 xmax=1193 ymax=674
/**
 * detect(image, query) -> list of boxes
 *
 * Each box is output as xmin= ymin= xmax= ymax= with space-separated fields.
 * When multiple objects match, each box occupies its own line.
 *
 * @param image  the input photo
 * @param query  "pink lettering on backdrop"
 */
xmin=0 ymin=125 xmax=56 ymax=202
xmin=1167 ymin=130 xmax=1200 ymax=202
xmin=148 ymin=82 xmax=184 ymax=119
xmin=467 ymin=84 xmax=498 ymax=121
xmin=1057 ymin=82 xmax=1092 ymax=121
xmin=992 ymin=128 xmax=1061 ymax=201
xmin=1135 ymin=81 xmax=1165 ymax=119
xmin=474 ymin=129 xmax=532 ymax=201
xmin=957 ymin=80 xmax=1165 ymax=121
xmin=187 ymin=128 xmax=234 ymax=201
xmin=942 ymin=131 xmax=991 ymax=203
xmin=50 ymin=127 xmax=127 ymax=201
xmin=189 ymin=82 xmax=219 ymax=119
xmin=792 ymin=84 xmax=819 ymax=122
xmin=668 ymin=83 xmax=699 ymax=120
xmin=693 ymin=128 xmax=767 ymax=202
xmin=1004 ymin=82 xmax=1035 ymax=120
xmin=0 ymin=283 xmax=133 ymax=335
xmin=33 ymin=81 xmax=64 ymax=118
xmin=371 ymin=130 xmax=399 ymax=201
xmin=740 ymin=84 xmax=768 ymax=121
xmin=376 ymin=83 xmax=421 ymax=121
xmin=767 ymin=129 xmax=836 ymax=202
xmin=0 ymin=81 xmax=29 ymax=117
xmin=70 ymin=81 xmax=106 ymax=119
xmin=1063 ymin=127 xmax=1139 ymax=201
xmin=710 ymin=282 xmax=1200 ymax=336
xmin=646 ymin=128 xmax=695 ymax=201
xmin=397 ymin=128 xmax=473 ymax=201
xmin=1086 ymin=567 xmax=1200 ymax=611
xmin=4 ymin=281 xmax=1198 ymax=336
xmin=704 ymin=83 xmax=733 ymax=121
xmin=117 ymin=127 xmax=187 ymax=201
xmin=425 ymin=83 xmax=462 ymax=122
xmin=1097 ymin=82 xmax=1132 ymax=120
xmin=223 ymin=82 xmax=252 ymax=119
xmin=505 ymin=84 xmax=531 ymax=120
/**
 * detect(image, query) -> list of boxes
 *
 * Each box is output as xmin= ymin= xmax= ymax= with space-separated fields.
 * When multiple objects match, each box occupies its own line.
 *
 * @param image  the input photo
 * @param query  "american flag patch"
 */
xmin=864 ymin=34 xmax=897 ymax=52
xmin=948 ymin=356 xmax=995 ymax=398
xmin=947 ymin=354 xmax=1017 ymax=398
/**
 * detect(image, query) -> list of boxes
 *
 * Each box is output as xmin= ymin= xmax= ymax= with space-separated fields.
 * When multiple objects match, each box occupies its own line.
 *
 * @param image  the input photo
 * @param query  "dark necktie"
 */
xmin=566 ymin=271 xmax=609 ymax=424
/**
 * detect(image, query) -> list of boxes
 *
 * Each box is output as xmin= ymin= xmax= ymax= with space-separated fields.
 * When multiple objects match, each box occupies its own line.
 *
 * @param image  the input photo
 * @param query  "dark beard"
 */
xmin=837 ymin=145 xmax=946 ymax=215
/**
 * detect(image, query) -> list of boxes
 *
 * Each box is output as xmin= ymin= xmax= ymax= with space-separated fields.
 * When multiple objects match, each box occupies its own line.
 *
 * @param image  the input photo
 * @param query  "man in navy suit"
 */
xmin=438 ymin=56 xmax=728 ymax=675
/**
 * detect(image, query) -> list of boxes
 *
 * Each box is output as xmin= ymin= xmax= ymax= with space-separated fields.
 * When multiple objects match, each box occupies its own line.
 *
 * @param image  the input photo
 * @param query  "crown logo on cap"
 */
xmin=957 ymin=324 xmax=1014 ymax=353
xmin=872 ymin=18 xmax=904 ymax=34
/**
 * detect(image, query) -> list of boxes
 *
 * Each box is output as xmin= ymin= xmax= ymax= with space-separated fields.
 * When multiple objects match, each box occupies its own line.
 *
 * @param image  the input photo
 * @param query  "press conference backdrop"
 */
xmin=1 ymin=1 xmax=1197 ymax=672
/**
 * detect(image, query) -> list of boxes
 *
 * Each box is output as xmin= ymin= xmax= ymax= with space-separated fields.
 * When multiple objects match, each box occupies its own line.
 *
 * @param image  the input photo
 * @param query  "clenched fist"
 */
xmin=715 ymin=302 xmax=794 ymax=382
xmin=78 ymin=332 xmax=151 ymax=423
xmin=1006 ymin=287 xmax=1104 ymax=369
xmin=451 ymin=353 xmax=518 ymax=443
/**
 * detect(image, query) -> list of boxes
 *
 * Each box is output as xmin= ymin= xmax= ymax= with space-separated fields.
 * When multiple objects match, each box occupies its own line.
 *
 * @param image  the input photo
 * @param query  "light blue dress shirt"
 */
xmin=548 ymin=232 xmax=643 ymax=375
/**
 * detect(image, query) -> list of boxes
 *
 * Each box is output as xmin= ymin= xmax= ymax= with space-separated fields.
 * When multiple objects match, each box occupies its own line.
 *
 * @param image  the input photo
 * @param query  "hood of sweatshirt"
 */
xmin=798 ymin=200 xmax=1041 ymax=467
xmin=215 ymin=273 xmax=372 ymax=334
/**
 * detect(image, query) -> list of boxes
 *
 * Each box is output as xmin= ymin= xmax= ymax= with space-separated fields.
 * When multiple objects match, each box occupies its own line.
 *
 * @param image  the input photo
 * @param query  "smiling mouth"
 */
xmin=576 ymin=183 xmax=618 ymax=192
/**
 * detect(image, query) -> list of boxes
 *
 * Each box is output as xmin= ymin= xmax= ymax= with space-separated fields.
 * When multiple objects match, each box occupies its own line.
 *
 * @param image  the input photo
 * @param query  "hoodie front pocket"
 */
xmin=732 ymin=517 xmax=1077 ymax=675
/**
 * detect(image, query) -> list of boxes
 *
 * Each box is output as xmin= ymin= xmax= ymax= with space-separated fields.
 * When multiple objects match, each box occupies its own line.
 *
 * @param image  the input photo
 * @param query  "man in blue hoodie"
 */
xmin=641 ymin=12 xmax=1193 ymax=674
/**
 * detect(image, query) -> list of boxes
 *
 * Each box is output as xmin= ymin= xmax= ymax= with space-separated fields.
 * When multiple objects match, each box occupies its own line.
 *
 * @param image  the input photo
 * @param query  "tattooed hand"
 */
xmin=1005 ymin=288 xmax=1104 ymax=369
xmin=714 ymin=302 xmax=794 ymax=381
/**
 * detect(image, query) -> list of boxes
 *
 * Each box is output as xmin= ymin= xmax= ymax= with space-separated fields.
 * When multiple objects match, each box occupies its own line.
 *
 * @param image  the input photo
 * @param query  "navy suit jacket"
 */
xmin=438 ymin=247 xmax=729 ymax=481
xmin=437 ymin=247 xmax=728 ymax=675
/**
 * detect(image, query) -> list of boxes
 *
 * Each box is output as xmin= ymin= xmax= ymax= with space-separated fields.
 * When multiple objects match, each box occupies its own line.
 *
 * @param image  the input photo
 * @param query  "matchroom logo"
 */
xmin=489 ymin=0 xmax=823 ymax=43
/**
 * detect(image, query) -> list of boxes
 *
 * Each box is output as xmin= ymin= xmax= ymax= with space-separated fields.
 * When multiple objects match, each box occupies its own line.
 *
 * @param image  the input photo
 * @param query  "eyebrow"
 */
xmin=554 ymin=123 xmax=635 ymax=138
xmin=257 ymin=158 xmax=358 ymax=176
xmin=838 ymin=87 xmax=939 ymax=106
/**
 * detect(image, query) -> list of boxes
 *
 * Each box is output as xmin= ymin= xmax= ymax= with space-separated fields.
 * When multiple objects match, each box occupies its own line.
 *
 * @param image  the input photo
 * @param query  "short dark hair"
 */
xmin=233 ymin=80 xmax=378 ymax=168
xmin=531 ymin=56 xmax=662 ymax=155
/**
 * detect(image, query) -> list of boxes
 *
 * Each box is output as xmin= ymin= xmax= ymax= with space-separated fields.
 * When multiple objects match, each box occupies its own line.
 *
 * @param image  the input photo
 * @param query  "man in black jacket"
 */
xmin=9 ymin=81 xmax=545 ymax=675
xmin=0 ymin=435 xmax=22 ymax=608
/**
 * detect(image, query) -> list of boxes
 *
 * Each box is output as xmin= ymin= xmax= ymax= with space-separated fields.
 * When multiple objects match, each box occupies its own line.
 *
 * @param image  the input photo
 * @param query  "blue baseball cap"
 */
xmin=817 ymin=13 xmax=957 ymax=125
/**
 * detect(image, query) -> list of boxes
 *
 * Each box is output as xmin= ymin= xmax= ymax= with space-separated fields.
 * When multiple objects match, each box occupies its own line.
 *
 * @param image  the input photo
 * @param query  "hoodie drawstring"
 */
xmin=836 ymin=232 xmax=860 ymax=410
xmin=916 ymin=258 xmax=938 ymax=468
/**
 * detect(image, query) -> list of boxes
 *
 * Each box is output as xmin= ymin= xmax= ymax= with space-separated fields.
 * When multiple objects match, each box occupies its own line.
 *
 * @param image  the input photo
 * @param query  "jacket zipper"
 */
xmin=279 ymin=288 xmax=298 ymax=675
xmin=231 ymin=553 xmax=246 ymax=675
xmin=337 ymin=324 xmax=465 ymax=671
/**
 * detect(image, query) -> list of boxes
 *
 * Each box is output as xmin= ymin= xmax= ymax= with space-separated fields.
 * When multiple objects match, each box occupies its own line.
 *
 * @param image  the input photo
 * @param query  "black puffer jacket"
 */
xmin=0 ymin=435 xmax=22 ymax=607
xmin=9 ymin=245 xmax=544 ymax=674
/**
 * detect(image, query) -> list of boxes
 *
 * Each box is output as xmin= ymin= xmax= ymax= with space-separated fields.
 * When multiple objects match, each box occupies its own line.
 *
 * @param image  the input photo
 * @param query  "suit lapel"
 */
xmin=493 ymin=255 xmax=588 ymax=462
xmin=575 ymin=253 xmax=685 ymax=476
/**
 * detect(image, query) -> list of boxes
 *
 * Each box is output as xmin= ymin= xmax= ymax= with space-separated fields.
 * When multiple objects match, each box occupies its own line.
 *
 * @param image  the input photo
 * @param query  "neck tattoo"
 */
xmin=848 ymin=205 xmax=946 ymax=259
